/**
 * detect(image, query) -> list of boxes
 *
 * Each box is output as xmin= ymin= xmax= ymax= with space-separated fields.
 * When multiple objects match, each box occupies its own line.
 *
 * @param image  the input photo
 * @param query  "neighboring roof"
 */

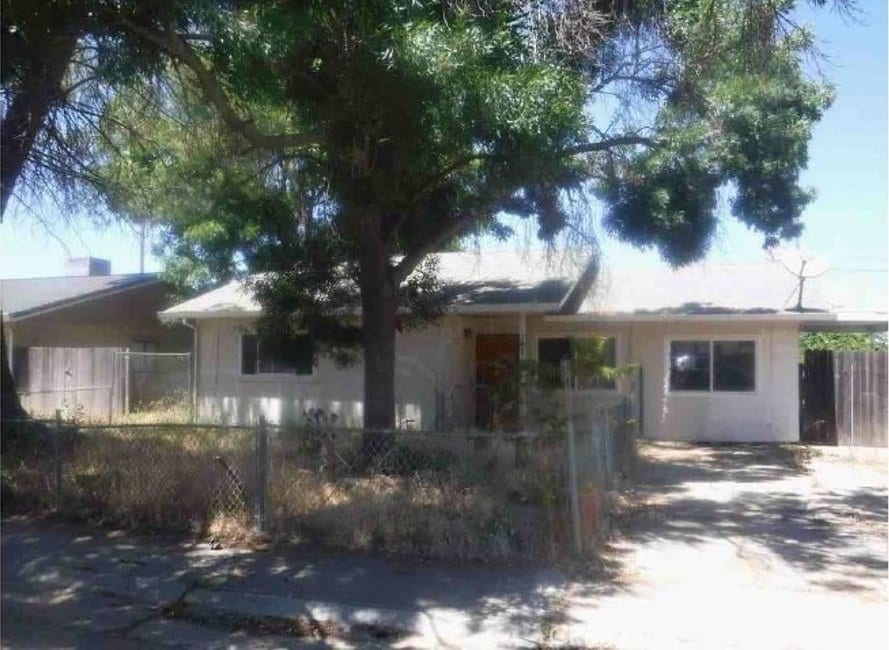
xmin=1 ymin=273 xmax=160 ymax=321
xmin=159 ymin=251 xmax=888 ymax=327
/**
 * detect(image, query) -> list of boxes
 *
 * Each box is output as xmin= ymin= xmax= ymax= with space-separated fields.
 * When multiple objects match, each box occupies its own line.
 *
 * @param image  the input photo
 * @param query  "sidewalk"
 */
xmin=3 ymin=443 xmax=886 ymax=649
xmin=1 ymin=516 xmax=572 ymax=648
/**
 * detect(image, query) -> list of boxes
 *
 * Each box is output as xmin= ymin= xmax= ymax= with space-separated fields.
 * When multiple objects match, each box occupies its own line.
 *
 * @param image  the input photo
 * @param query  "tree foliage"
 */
xmin=800 ymin=332 xmax=888 ymax=353
xmin=6 ymin=0 xmax=846 ymax=427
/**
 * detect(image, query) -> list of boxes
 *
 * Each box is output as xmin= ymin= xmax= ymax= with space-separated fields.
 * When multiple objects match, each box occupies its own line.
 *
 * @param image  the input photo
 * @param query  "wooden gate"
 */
xmin=800 ymin=349 xmax=888 ymax=447
xmin=833 ymin=351 xmax=888 ymax=447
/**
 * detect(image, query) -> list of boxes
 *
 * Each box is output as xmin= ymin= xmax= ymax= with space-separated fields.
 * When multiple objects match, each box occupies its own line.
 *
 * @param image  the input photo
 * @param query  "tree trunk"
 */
xmin=1 ymin=323 xmax=26 ymax=421
xmin=359 ymin=216 xmax=398 ymax=431
xmin=358 ymin=214 xmax=398 ymax=461
xmin=0 ymin=26 xmax=78 ymax=420
xmin=1 ymin=29 xmax=79 ymax=216
xmin=361 ymin=283 xmax=397 ymax=431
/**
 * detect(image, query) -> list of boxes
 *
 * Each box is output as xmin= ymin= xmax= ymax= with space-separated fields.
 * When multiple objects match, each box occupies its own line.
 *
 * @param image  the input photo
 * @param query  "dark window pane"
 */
xmin=257 ymin=333 xmax=315 ymax=375
xmin=291 ymin=334 xmax=315 ymax=375
xmin=670 ymin=340 xmax=710 ymax=391
xmin=577 ymin=337 xmax=617 ymax=390
xmin=241 ymin=334 xmax=258 ymax=375
xmin=713 ymin=340 xmax=755 ymax=391
xmin=538 ymin=338 xmax=571 ymax=388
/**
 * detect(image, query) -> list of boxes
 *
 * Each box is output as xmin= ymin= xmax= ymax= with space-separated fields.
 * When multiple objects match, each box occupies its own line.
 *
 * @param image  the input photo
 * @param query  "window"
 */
xmin=131 ymin=340 xmax=159 ymax=353
xmin=537 ymin=336 xmax=617 ymax=390
xmin=669 ymin=341 xmax=710 ymax=391
xmin=669 ymin=339 xmax=755 ymax=392
xmin=713 ymin=340 xmax=755 ymax=391
xmin=241 ymin=332 xmax=314 ymax=376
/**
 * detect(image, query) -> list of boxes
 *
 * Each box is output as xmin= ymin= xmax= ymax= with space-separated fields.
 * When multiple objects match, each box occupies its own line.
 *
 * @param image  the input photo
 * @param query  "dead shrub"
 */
xmin=207 ymin=512 xmax=266 ymax=549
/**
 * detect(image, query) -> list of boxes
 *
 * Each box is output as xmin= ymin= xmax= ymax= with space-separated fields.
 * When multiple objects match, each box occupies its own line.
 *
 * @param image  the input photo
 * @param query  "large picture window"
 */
xmin=537 ymin=336 xmax=617 ymax=390
xmin=241 ymin=332 xmax=314 ymax=376
xmin=669 ymin=339 xmax=755 ymax=392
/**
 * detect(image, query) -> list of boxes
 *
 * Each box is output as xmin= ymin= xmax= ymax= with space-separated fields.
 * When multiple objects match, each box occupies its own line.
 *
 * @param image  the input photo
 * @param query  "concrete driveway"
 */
xmin=2 ymin=443 xmax=886 ymax=649
xmin=557 ymin=443 xmax=889 ymax=649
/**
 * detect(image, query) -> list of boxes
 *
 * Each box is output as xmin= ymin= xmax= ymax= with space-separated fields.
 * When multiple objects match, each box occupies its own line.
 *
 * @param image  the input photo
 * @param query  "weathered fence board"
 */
xmin=834 ymin=351 xmax=888 ymax=447
xmin=13 ymin=347 xmax=123 ymax=420
xmin=12 ymin=347 xmax=192 ymax=420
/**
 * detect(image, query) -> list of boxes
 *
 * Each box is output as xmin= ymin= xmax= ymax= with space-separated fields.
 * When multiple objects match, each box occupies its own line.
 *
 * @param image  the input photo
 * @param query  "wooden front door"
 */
xmin=475 ymin=333 xmax=520 ymax=430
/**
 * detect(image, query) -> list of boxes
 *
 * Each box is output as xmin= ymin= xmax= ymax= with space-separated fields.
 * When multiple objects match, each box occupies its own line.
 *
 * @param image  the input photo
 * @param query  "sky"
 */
xmin=1 ymin=1 xmax=886 ymax=307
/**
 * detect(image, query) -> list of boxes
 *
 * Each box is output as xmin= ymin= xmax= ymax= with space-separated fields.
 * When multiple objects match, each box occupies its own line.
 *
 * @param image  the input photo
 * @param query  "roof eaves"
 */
xmin=5 ymin=275 xmax=161 ymax=322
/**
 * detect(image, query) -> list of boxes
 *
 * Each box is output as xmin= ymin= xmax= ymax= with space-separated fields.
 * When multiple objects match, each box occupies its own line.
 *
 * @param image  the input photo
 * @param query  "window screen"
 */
xmin=241 ymin=333 xmax=314 ymax=375
xmin=669 ymin=340 xmax=710 ymax=391
xmin=713 ymin=340 xmax=755 ymax=391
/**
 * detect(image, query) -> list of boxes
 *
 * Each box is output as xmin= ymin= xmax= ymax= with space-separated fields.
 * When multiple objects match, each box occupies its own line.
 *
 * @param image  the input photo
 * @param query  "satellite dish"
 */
xmin=766 ymin=246 xmax=830 ymax=311
xmin=767 ymin=246 xmax=829 ymax=277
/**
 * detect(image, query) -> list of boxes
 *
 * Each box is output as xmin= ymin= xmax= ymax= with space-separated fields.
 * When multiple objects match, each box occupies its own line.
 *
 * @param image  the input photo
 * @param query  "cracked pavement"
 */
xmin=2 ymin=443 xmax=886 ymax=649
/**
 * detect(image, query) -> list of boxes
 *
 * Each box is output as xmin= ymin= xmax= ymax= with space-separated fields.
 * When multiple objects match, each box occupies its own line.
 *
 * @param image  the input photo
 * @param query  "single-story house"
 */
xmin=2 ymin=257 xmax=193 ymax=417
xmin=1 ymin=257 xmax=191 ymax=354
xmin=159 ymin=251 xmax=887 ymax=442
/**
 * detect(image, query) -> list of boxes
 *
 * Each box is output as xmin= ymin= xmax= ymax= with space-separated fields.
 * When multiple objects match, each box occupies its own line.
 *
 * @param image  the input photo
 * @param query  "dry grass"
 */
xmin=265 ymin=434 xmax=569 ymax=560
xmin=116 ymin=395 xmax=193 ymax=424
xmin=2 ymin=423 xmax=636 ymax=561
xmin=207 ymin=513 xmax=267 ymax=549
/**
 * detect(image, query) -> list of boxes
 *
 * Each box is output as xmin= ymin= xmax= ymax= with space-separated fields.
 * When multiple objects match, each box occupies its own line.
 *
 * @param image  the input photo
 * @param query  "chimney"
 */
xmin=65 ymin=257 xmax=111 ymax=277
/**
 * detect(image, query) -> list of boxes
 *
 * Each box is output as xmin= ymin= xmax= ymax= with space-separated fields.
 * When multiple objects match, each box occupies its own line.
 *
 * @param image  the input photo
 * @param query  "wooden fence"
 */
xmin=12 ymin=347 xmax=123 ymax=421
xmin=834 ymin=351 xmax=888 ymax=447
xmin=800 ymin=349 xmax=887 ymax=447
xmin=11 ymin=347 xmax=192 ymax=421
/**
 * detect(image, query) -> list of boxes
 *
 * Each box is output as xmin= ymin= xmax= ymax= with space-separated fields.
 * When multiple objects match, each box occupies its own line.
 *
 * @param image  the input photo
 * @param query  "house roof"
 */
xmin=160 ymin=251 xmax=585 ymax=320
xmin=159 ymin=251 xmax=888 ymax=327
xmin=1 ymin=273 xmax=160 ymax=321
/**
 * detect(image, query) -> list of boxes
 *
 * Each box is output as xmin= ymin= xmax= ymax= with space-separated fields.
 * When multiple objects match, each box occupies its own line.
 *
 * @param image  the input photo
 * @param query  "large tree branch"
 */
xmin=116 ymin=15 xmax=321 ymax=151
xmin=392 ymin=210 xmax=480 ymax=284
xmin=410 ymin=134 xmax=652 ymax=207
xmin=558 ymin=134 xmax=654 ymax=156
xmin=1 ymin=29 xmax=80 ymax=218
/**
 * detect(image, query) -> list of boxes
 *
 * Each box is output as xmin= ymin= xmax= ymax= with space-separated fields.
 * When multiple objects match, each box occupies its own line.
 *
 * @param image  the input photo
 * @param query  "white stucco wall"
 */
xmin=629 ymin=321 xmax=800 ymax=442
xmin=193 ymin=314 xmax=801 ymax=441
xmin=194 ymin=318 xmax=453 ymax=428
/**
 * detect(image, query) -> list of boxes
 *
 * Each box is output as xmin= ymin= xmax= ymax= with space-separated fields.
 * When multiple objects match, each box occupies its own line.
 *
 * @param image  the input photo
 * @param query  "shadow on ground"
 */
xmin=3 ymin=442 xmax=887 ymax=648
xmin=595 ymin=443 xmax=888 ymax=597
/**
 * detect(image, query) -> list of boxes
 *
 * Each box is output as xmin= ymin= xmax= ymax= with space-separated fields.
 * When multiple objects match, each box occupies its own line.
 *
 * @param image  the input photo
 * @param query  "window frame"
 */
xmin=238 ymin=331 xmax=316 ymax=381
xmin=533 ymin=332 xmax=622 ymax=393
xmin=665 ymin=335 xmax=759 ymax=395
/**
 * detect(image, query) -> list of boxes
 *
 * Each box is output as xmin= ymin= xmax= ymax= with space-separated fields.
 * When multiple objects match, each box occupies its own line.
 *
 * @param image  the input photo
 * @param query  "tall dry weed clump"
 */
xmin=3 ymin=421 xmax=586 ymax=560
xmin=265 ymin=430 xmax=570 ymax=560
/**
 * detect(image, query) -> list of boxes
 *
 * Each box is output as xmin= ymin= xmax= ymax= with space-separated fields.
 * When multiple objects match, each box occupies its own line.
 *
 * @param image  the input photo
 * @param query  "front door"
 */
xmin=475 ymin=333 xmax=520 ymax=430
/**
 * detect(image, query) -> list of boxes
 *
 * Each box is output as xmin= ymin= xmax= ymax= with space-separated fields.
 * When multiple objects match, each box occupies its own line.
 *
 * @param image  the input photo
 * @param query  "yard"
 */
xmin=0 ymin=411 xmax=636 ymax=562
xmin=2 ymin=440 xmax=886 ymax=648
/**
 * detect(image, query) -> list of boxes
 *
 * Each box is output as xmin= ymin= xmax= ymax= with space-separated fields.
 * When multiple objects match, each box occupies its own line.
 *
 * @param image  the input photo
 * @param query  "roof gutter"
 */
xmin=160 ymin=301 xmax=563 ymax=322
xmin=546 ymin=311 xmax=888 ymax=328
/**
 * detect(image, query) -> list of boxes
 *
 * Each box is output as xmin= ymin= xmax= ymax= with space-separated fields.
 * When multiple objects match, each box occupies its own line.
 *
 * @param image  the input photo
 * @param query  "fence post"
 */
xmin=254 ymin=416 xmax=269 ymax=533
xmin=602 ymin=408 xmax=613 ymax=486
xmin=562 ymin=360 xmax=583 ymax=556
xmin=53 ymin=409 xmax=63 ymax=511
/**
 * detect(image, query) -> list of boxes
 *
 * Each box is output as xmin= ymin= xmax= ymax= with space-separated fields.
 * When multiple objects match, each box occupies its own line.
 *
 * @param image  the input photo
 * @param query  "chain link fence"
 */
xmin=11 ymin=347 xmax=192 ymax=423
xmin=1 ymin=402 xmax=638 ymax=560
